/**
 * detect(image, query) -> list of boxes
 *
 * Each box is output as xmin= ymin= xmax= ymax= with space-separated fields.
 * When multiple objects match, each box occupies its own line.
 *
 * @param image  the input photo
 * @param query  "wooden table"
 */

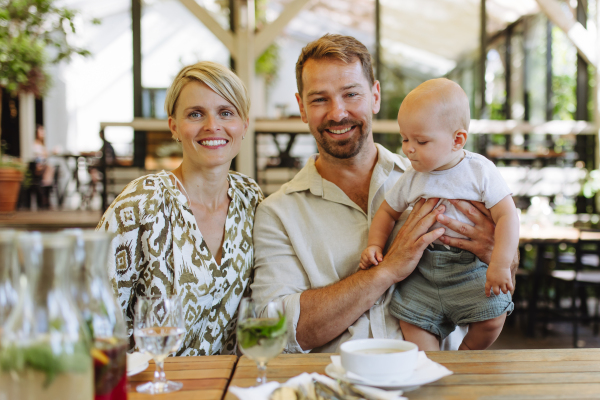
xmin=0 ymin=210 xmax=102 ymax=230
xmin=226 ymin=349 xmax=600 ymax=399
xmin=128 ymin=355 xmax=236 ymax=400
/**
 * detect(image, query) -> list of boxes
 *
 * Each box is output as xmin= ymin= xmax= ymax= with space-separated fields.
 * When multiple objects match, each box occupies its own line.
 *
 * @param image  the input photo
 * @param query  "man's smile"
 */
xmin=327 ymin=126 xmax=354 ymax=134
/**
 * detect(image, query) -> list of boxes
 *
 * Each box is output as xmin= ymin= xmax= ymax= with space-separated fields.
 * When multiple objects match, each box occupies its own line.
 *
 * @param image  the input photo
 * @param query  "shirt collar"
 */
xmin=284 ymin=143 xmax=408 ymax=196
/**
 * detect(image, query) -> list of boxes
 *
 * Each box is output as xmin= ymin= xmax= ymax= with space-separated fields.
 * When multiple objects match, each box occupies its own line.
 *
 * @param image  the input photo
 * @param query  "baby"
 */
xmin=360 ymin=78 xmax=518 ymax=351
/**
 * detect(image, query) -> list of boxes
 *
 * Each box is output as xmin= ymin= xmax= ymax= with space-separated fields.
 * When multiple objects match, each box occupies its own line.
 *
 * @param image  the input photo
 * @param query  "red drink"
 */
xmin=92 ymin=338 xmax=128 ymax=400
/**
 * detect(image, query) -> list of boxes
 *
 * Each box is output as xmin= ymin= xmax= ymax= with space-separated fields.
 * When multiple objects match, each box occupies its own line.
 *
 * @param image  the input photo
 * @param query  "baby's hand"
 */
xmin=360 ymin=245 xmax=383 ymax=269
xmin=485 ymin=263 xmax=514 ymax=297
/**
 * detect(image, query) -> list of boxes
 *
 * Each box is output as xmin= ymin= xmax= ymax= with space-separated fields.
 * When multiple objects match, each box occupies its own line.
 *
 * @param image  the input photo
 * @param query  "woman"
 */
xmin=98 ymin=61 xmax=263 ymax=356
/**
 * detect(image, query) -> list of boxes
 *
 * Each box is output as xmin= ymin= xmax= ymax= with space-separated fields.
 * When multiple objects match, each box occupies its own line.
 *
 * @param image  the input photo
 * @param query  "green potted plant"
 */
xmin=0 ymin=0 xmax=95 ymax=212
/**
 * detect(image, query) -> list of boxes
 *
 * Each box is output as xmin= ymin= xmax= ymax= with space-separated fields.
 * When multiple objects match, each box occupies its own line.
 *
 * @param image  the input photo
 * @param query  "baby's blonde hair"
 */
xmin=165 ymin=61 xmax=250 ymax=121
xmin=403 ymin=78 xmax=470 ymax=133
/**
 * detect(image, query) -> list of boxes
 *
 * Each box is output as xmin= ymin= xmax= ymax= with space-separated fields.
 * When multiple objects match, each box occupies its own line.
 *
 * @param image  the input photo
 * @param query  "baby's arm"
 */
xmin=360 ymin=200 xmax=402 ymax=269
xmin=486 ymin=195 xmax=520 ymax=296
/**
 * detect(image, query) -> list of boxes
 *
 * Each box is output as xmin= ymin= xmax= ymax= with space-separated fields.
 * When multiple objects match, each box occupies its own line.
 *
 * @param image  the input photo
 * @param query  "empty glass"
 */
xmin=133 ymin=295 xmax=184 ymax=394
xmin=237 ymin=298 xmax=287 ymax=386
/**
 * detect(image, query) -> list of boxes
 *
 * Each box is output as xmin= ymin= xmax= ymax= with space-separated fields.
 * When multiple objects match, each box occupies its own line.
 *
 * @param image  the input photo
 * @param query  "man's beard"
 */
xmin=314 ymin=118 xmax=370 ymax=160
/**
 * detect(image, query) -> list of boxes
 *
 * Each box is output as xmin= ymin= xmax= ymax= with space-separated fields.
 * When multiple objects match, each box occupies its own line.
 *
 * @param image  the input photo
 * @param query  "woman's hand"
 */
xmin=379 ymin=198 xmax=446 ymax=283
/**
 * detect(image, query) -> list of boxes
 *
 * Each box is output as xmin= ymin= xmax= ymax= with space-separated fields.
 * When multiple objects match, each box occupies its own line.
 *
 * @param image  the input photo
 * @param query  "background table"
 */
xmin=226 ymin=349 xmax=600 ymax=399
xmin=519 ymin=226 xmax=581 ymax=337
xmin=129 ymin=355 xmax=236 ymax=400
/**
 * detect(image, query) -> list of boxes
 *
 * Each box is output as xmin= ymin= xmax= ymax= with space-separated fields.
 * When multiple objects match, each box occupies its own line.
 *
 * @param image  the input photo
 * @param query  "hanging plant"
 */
xmin=0 ymin=0 xmax=98 ymax=159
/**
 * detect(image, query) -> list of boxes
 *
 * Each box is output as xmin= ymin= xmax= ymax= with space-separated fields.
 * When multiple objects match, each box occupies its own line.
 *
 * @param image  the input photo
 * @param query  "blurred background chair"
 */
xmin=545 ymin=230 xmax=600 ymax=347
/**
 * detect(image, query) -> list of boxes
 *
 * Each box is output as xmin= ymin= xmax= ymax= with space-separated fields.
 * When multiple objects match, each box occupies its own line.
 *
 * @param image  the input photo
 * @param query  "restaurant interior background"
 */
xmin=1 ymin=0 xmax=600 ymax=348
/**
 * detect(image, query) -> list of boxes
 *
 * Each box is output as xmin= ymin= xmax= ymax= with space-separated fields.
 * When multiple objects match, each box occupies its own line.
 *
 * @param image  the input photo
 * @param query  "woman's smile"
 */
xmin=198 ymin=137 xmax=229 ymax=148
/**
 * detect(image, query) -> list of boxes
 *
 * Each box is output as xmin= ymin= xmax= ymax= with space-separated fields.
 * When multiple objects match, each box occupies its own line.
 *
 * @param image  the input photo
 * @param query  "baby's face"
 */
xmin=397 ymin=104 xmax=463 ymax=173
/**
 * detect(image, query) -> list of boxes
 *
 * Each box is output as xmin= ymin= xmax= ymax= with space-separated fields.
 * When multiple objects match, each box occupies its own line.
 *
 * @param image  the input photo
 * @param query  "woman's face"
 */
xmin=168 ymin=81 xmax=248 ymax=170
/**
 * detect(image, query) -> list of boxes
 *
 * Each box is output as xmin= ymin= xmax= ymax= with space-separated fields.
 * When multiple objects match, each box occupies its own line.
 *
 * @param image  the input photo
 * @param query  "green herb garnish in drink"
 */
xmin=238 ymin=313 xmax=286 ymax=350
xmin=0 ymin=340 xmax=91 ymax=387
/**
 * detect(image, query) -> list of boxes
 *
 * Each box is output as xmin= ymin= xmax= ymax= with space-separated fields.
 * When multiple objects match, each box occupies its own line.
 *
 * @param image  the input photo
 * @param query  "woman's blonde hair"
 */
xmin=165 ymin=61 xmax=250 ymax=121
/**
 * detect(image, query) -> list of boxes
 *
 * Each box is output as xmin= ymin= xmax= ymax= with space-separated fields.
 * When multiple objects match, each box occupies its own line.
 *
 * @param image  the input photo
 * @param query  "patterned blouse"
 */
xmin=97 ymin=170 xmax=263 ymax=356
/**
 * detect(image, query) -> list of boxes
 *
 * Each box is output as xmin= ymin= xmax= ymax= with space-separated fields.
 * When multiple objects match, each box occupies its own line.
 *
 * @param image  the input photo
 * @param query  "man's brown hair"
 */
xmin=295 ymin=34 xmax=375 ymax=97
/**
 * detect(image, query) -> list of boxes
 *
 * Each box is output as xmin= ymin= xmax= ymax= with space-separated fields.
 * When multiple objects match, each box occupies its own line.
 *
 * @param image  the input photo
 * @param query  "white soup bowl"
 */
xmin=340 ymin=338 xmax=418 ymax=382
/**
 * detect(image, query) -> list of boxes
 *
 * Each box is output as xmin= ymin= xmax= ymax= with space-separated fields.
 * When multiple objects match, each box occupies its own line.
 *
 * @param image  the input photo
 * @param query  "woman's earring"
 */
xmin=242 ymin=136 xmax=245 ymax=140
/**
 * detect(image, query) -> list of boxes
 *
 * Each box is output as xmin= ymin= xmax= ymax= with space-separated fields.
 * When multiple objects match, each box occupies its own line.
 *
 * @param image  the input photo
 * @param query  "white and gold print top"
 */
xmin=97 ymin=170 xmax=263 ymax=356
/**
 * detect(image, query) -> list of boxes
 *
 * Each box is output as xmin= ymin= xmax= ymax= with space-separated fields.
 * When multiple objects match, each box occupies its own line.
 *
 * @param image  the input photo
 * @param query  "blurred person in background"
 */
xmin=31 ymin=124 xmax=56 ymax=209
xmin=97 ymin=61 xmax=263 ymax=356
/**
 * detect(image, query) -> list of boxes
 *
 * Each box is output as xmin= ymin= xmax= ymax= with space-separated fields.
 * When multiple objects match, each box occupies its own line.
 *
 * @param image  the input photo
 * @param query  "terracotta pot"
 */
xmin=0 ymin=168 xmax=24 ymax=212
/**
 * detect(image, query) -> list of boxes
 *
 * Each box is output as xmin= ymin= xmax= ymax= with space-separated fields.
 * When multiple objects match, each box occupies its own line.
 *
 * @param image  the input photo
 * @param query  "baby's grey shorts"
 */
xmin=389 ymin=243 xmax=514 ymax=339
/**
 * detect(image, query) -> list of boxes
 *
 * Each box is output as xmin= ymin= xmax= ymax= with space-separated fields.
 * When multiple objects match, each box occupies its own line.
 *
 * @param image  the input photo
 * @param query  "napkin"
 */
xmin=330 ymin=351 xmax=452 ymax=386
xmin=228 ymin=372 xmax=406 ymax=400
xmin=126 ymin=352 xmax=152 ymax=375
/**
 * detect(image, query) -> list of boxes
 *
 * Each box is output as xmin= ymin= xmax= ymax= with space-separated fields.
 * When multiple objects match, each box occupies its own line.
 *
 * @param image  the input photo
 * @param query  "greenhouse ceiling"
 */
xmin=288 ymin=0 xmax=541 ymax=77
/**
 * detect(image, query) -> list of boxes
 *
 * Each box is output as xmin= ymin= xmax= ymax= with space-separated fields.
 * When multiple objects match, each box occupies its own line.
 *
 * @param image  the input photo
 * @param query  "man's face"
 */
xmin=295 ymin=58 xmax=380 ymax=159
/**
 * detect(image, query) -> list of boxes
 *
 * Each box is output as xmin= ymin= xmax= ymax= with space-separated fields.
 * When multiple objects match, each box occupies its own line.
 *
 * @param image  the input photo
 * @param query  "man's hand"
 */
xmin=379 ymin=198 xmax=446 ymax=282
xmin=436 ymin=199 xmax=495 ymax=264
xmin=436 ymin=199 xmax=519 ymax=294
xmin=360 ymin=245 xmax=383 ymax=269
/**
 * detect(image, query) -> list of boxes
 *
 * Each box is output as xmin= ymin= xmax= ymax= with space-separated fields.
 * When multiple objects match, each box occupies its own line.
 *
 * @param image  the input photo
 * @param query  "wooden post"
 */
xmin=18 ymin=92 xmax=35 ymax=162
xmin=234 ymin=0 xmax=256 ymax=178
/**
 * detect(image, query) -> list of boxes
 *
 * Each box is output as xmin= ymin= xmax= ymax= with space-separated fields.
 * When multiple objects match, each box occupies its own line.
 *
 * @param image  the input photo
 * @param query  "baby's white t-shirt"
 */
xmin=385 ymin=150 xmax=512 ymax=241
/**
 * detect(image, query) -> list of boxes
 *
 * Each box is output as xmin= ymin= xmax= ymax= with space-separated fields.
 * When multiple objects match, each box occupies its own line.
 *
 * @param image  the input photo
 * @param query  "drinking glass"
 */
xmin=237 ymin=298 xmax=287 ymax=385
xmin=134 ymin=295 xmax=185 ymax=394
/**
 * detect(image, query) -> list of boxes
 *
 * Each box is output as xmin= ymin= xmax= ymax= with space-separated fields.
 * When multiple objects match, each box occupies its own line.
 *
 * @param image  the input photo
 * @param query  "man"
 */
xmin=251 ymin=34 xmax=516 ymax=353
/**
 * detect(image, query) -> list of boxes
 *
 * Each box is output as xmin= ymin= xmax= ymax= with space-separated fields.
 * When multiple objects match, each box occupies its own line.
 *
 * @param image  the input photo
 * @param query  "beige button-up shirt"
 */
xmin=252 ymin=144 xmax=467 ymax=353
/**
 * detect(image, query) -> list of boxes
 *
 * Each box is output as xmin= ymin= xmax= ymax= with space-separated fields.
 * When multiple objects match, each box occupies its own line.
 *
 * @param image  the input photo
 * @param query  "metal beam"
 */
xmin=254 ymin=0 xmax=309 ymax=58
xmin=479 ymin=0 xmax=486 ymax=118
xmin=132 ymin=0 xmax=146 ymax=170
xmin=375 ymin=0 xmax=381 ymax=119
xmin=179 ymin=0 xmax=236 ymax=57
xmin=535 ymin=0 xmax=597 ymax=67
xmin=546 ymin=18 xmax=553 ymax=121
xmin=595 ymin=0 xmax=600 ymax=168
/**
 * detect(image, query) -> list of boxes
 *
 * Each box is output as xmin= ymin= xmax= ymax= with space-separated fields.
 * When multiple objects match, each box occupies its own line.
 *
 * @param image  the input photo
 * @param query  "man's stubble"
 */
xmin=314 ymin=117 xmax=372 ymax=160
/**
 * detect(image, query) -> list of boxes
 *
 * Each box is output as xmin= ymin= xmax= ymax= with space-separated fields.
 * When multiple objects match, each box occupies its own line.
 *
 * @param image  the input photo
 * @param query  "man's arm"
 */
xmin=436 ymin=199 xmax=519 ymax=292
xmin=296 ymin=198 xmax=446 ymax=350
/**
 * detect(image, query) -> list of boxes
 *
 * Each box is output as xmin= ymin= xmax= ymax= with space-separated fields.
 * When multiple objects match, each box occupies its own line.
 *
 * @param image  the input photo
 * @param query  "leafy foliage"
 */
xmin=0 ymin=0 xmax=97 ymax=96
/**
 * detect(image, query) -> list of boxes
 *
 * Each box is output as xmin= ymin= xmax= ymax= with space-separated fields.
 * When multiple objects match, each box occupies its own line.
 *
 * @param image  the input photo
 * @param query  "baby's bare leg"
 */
xmin=459 ymin=313 xmax=507 ymax=350
xmin=399 ymin=320 xmax=440 ymax=351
